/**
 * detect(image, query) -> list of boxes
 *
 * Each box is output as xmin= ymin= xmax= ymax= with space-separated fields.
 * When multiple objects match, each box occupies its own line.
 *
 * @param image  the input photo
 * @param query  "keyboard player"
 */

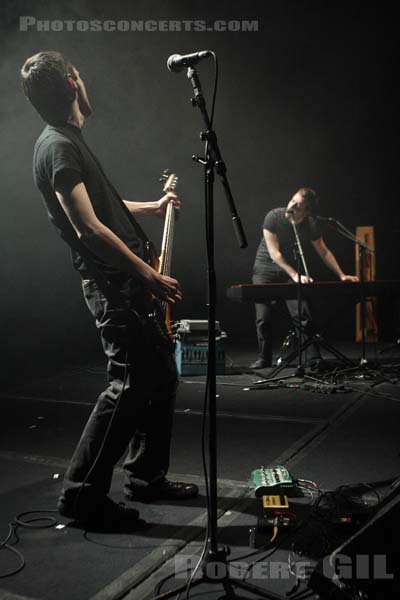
xmin=250 ymin=188 xmax=358 ymax=369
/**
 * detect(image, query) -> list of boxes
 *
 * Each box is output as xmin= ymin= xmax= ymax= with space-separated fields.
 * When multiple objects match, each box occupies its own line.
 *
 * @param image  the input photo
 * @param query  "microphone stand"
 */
xmin=289 ymin=214 xmax=310 ymax=377
xmin=158 ymin=62 xmax=284 ymax=599
xmin=325 ymin=219 xmax=374 ymax=366
xmin=312 ymin=219 xmax=395 ymax=384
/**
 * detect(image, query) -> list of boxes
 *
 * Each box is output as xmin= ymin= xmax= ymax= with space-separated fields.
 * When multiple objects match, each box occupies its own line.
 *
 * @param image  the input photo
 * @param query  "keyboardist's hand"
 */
xmin=292 ymin=274 xmax=314 ymax=284
xmin=340 ymin=274 xmax=359 ymax=282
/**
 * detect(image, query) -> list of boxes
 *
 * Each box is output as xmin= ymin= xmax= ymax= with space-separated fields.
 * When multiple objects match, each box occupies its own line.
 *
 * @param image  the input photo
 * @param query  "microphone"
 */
xmin=286 ymin=209 xmax=296 ymax=223
xmin=316 ymin=216 xmax=336 ymax=223
xmin=167 ymin=51 xmax=212 ymax=73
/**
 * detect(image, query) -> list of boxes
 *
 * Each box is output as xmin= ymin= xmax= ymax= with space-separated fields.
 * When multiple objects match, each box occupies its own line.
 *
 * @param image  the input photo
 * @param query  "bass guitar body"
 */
xmin=145 ymin=239 xmax=173 ymax=338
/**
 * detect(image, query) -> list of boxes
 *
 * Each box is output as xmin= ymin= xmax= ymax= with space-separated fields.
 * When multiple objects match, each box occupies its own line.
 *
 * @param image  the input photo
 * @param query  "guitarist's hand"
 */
xmin=155 ymin=192 xmax=181 ymax=219
xmin=145 ymin=270 xmax=183 ymax=303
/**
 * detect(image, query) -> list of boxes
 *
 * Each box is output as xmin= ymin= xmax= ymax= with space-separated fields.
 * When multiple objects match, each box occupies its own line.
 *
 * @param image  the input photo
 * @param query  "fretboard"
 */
xmin=159 ymin=201 xmax=175 ymax=277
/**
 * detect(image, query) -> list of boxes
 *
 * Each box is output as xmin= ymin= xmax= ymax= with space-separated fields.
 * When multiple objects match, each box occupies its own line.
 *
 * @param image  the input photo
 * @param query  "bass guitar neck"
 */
xmin=145 ymin=170 xmax=178 ymax=341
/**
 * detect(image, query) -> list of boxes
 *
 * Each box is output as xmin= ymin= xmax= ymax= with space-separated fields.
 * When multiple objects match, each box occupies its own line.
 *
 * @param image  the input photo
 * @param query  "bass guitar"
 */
xmin=145 ymin=170 xmax=178 ymax=345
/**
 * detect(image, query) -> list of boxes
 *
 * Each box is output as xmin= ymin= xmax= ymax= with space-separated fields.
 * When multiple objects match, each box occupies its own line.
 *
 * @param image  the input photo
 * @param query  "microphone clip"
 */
xmin=192 ymin=154 xmax=207 ymax=165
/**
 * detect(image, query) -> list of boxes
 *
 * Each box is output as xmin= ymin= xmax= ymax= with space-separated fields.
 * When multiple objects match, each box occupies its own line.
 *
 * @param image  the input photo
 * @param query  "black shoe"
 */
xmin=57 ymin=495 xmax=141 ymax=527
xmin=249 ymin=358 xmax=271 ymax=370
xmin=124 ymin=478 xmax=199 ymax=503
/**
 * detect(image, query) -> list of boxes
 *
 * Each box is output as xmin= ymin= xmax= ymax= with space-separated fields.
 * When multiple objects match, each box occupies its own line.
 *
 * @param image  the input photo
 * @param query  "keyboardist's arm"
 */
xmin=312 ymin=238 xmax=359 ymax=282
xmin=264 ymin=229 xmax=313 ymax=283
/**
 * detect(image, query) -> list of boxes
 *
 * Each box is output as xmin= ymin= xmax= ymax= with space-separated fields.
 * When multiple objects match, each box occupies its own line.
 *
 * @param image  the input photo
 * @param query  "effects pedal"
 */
xmin=251 ymin=465 xmax=300 ymax=497
xmin=258 ymin=494 xmax=295 ymax=529
xmin=249 ymin=494 xmax=296 ymax=548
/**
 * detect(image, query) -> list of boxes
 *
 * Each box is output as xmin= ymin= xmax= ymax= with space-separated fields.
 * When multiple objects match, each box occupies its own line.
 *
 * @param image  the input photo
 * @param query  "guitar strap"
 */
xmin=48 ymin=126 xmax=174 ymax=348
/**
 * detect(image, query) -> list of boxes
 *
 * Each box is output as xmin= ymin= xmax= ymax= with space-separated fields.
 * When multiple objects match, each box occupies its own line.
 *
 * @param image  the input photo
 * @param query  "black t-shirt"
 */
xmin=33 ymin=122 xmax=147 ymax=280
xmin=254 ymin=207 xmax=322 ymax=270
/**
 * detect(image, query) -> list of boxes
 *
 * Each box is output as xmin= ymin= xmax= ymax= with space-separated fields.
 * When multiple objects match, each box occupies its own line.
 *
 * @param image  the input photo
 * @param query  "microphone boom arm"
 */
xmin=330 ymin=219 xmax=374 ymax=253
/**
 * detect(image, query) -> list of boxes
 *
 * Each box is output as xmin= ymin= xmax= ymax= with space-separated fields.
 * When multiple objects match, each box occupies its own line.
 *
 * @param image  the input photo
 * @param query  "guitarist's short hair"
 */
xmin=21 ymin=51 xmax=76 ymax=125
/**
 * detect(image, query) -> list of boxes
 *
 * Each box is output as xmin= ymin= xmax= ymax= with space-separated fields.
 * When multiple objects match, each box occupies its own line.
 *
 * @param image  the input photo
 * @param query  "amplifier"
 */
xmin=175 ymin=320 xmax=226 ymax=376
xmin=175 ymin=339 xmax=226 ymax=376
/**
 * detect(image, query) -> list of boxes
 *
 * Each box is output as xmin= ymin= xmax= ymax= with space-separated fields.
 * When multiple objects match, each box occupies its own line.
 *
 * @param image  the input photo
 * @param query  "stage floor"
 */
xmin=1 ymin=342 xmax=399 ymax=599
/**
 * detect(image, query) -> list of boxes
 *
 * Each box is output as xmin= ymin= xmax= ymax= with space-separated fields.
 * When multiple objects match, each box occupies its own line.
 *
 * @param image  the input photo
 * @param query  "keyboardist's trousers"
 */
xmin=252 ymin=267 xmax=321 ymax=364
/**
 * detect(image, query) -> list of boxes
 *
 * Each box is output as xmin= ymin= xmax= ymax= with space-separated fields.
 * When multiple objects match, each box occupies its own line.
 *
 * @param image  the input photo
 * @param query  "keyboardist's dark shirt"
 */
xmin=254 ymin=207 xmax=322 ymax=272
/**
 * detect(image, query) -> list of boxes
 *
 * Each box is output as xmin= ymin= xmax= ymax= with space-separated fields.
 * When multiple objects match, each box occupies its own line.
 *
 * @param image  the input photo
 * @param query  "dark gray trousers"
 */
xmin=252 ymin=265 xmax=317 ymax=362
xmin=60 ymin=278 xmax=178 ymax=507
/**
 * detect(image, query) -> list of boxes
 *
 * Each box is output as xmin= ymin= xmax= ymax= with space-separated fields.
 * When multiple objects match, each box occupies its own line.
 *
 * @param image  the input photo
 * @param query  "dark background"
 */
xmin=0 ymin=0 xmax=398 ymax=379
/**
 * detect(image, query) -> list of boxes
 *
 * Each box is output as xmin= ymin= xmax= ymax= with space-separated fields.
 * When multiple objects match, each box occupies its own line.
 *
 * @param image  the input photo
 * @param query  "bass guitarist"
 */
xmin=21 ymin=51 xmax=198 ymax=527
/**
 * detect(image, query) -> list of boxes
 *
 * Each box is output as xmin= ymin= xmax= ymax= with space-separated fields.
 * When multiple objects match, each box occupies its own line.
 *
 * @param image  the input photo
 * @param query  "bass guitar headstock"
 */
xmin=160 ymin=169 xmax=178 ymax=193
